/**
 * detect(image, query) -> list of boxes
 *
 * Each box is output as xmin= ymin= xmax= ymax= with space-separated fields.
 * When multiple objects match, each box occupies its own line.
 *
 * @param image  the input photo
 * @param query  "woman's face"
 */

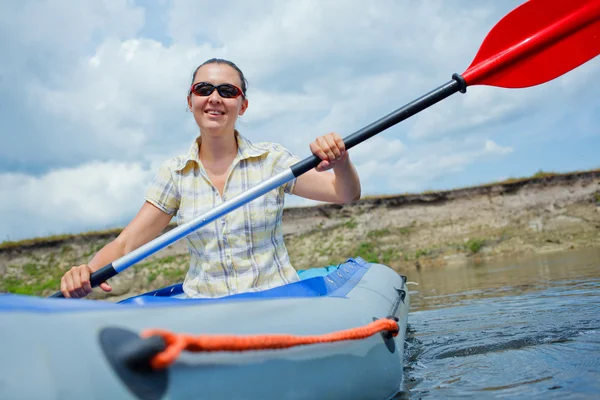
xmin=187 ymin=63 xmax=248 ymax=136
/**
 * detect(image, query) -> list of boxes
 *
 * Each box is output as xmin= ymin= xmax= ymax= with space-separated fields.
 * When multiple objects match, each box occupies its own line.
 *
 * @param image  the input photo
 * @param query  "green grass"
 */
xmin=398 ymin=226 xmax=412 ymax=235
xmin=531 ymin=170 xmax=557 ymax=179
xmin=142 ymin=255 xmax=188 ymax=284
xmin=0 ymin=268 xmax=63 ymax=296
xmin=465 ymin=239 xmax=485 ymax=254
xmin=344 ymin=218 xmax=358 ymax=229
xmin=351 ymin=242 xmax=399 ymax=265
xmin=367 ymin=228 xmax=390 ymax=238
xmin=354 ymin=242 xmax=380 ymax=263
xmin=381 ymin=249 xmax=396 ymax=264
xmin=22 ymin=263 xmax=40 ymax=275
xmin=415 ymin=248 xmax=430 ymax=259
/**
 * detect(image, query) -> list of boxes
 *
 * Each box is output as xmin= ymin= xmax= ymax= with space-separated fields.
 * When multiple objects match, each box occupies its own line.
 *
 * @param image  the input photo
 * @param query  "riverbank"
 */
xmin=1 ymin=169 xmax=599 ymax=300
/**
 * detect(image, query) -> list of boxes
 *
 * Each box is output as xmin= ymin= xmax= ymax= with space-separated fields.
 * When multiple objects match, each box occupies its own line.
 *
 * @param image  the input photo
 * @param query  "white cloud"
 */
xmin=33 ymin=38 xmax=203 ymax=157
xmin=0 ymin=162 xmax=155 ymax=241
xmin=349 ymin=136 xmax=406 ymax=164
xmin=483 ymin=139 xmax=513 ymax=156
xmin=0 ymin=0 xmax=144 ymax=63
xmin=355 ymin=138 xmax=513 ymax=194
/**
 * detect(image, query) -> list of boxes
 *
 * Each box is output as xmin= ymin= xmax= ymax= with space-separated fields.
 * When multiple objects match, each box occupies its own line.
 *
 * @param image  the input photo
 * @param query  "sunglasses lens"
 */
xmin=218 ymin=84 xmax=241 ymax=98
xmin=193 ymin=83 xmax=215 ymax=96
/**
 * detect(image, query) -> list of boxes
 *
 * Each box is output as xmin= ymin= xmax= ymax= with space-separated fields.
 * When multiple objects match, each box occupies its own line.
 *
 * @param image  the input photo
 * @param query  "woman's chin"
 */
xmin=200 ymin=122 xmax=232 ymax=135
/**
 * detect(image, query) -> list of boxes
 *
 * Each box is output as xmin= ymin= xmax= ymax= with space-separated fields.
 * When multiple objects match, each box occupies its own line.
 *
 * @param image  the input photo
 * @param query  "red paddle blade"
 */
xmin=463 ymin=0 xmax=600 ymax=88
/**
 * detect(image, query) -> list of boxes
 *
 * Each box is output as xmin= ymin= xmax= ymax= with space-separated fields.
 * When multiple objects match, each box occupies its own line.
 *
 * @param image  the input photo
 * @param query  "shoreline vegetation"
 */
xmin=1 ymin=168 xmax=599 ymax=300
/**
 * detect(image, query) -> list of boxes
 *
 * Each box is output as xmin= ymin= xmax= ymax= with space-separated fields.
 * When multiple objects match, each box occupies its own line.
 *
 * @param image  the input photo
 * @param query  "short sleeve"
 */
xmin=145 ymin=160 xmax=181 ymax=215
xmin=270 ymin=144 xmax=302 ymax=194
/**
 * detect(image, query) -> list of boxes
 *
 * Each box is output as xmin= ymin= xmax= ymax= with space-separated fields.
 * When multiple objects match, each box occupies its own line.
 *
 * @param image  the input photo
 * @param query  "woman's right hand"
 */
xmin=60 ymin=264 xmax=112 ymax=298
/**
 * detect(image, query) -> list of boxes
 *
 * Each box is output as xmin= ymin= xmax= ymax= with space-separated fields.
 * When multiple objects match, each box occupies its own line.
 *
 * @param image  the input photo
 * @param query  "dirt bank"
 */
xmin=1 ymin=169 xmax=599 ymax=300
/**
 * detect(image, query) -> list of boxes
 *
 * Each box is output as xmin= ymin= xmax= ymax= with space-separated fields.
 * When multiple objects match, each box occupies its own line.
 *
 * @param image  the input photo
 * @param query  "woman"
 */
xmin=60 ymin=58 xmax=361 ymax=299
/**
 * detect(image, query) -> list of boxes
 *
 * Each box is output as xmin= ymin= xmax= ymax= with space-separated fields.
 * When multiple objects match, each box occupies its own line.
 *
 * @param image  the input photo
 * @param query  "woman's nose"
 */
xmin=208 ymin=89 xmax=222 ymax=103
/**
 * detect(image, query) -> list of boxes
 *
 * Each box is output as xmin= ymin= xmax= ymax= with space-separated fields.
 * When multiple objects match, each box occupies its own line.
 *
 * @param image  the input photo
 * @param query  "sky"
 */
xmin=1 ymin=0 xmax=599 ymax=242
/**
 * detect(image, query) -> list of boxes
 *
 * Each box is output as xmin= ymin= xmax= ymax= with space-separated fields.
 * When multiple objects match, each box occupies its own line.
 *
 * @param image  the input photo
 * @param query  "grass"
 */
xmin=344 ymin=218 xmax=358 ymax=229
xmin=465 ymin=239 xmax=485 ymax=254
xmin=381 ymin=249 xmax=396 ymax=264
xmin=415 ymin=248 xmax=431 ymax=259
xmin=398 ymin=226 xmax=412 ymax=235
xmin=350 ymin=241 xmax=399 ymax=265
xmin=355 ymin=242 xmax=379 ymax=263
xmin=2 ymin=278 xmax=62 ymax=296
xmin=0 ymin=247 xmax=189 ymax=296
xmin=142 ymin=255 xmax=188 ymax=284
xmin=0 ymin=257 xmax=67 ymax=296
xmin=532 ymin=169 xmax=558 ymax=178
xmin=367 ymin=228 xmax=390 ymax=238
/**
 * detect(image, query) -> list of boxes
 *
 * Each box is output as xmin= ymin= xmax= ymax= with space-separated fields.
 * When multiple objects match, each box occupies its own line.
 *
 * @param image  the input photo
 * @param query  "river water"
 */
xmin=397 ymin=247 xmax=600 ymax=399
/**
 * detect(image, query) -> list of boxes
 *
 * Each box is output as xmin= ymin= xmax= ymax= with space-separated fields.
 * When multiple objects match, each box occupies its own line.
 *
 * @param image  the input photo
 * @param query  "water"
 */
xmin=397 ymin=247 xmax=600 ymax=399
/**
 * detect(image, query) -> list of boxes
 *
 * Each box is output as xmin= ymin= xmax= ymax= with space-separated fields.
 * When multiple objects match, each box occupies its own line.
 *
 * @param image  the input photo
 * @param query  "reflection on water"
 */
xmin=397 ymin=247 xmax=600 ymax=399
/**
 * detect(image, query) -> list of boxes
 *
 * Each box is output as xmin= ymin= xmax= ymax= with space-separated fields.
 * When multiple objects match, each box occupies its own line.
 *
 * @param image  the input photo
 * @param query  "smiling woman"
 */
xmin=58 ymin=57 xmax=361 ymax=299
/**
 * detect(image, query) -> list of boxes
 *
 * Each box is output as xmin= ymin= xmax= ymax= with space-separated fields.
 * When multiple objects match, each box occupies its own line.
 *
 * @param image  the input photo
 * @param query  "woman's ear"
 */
xmin=187 ymin=94 xmax=192 ymax=111
xmin=239 ymin=98 xmax=249 ymax=116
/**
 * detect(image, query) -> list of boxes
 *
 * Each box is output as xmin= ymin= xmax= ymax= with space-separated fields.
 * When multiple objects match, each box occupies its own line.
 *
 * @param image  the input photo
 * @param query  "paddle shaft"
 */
xmin=49 ymin=75 xmax=466 ymax=298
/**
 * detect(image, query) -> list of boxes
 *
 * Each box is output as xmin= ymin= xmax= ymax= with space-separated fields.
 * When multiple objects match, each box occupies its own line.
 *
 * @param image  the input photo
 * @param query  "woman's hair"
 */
xmin=190 ymin=58 xmax=248 ymax=98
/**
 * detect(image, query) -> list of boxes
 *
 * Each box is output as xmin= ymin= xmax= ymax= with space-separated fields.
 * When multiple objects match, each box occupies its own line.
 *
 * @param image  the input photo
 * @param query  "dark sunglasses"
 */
xmin=189 ymin=82 xmax=244 ymax=99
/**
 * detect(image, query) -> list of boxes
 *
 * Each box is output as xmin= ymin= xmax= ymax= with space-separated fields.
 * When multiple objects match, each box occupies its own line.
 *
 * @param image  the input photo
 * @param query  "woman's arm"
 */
xmin=292 ymin=133 xmax=361 ymax=204
xmin=60 ymin=201 xmax=173 ymax=298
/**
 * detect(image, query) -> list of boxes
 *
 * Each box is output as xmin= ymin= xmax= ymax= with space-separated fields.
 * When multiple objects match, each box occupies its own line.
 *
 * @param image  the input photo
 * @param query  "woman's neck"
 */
xmin=198 ymin=129 xmax=238 ymax=164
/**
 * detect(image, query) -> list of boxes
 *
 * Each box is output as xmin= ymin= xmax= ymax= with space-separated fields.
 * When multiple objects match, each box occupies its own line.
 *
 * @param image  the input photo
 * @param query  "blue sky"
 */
xmin=1 ymin=0 xmax=599 ymax=242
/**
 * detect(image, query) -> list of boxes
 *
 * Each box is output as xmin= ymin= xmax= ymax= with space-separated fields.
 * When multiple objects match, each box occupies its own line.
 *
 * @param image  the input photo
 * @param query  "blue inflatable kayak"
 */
xmin=0 ymin=258 xmax=409 ymax=400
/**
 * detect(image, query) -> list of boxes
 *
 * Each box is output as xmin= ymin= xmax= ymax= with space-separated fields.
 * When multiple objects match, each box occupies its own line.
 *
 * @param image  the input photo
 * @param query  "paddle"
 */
xmin=49 ymin=0 xmax=600 ymax=298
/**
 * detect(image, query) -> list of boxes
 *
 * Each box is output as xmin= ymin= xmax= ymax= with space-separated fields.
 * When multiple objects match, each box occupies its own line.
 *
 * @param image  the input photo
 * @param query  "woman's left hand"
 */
xmin=309 ymin=132 xmax=348 ymax=172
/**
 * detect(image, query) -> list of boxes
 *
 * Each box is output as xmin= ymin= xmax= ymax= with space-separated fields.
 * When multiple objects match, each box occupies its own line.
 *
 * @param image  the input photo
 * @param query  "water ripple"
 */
xmin=398 ymin=247 xmax=600 ymax=399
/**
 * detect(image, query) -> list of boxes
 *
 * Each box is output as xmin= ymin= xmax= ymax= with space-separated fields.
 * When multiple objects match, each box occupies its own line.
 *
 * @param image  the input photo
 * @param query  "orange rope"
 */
xmin=141 ymin=318 xmax=399 ymax=369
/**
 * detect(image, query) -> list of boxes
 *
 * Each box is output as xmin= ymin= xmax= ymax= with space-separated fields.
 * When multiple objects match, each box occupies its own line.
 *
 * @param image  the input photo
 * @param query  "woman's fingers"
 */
xmin=325 ymin=133 xmax=345 ymax=159
xmin=319 ymin=135 xmax=338 ymax=160
xmin=309 ymin=140 xmax=328 ymax=160
xmin=99 ymin=282 xmax=113 ymax=292
xmin=60 ymin=265 xmax=95 ymax=298
xmin=60 ymin=273 xmax=72 ymax=298
xmin=71 ymin=266 xmax=87 ymax=298
xmin=79 ymin=266 xmax=92 ymax=295
xmin=311 ymin=133 xmax=347 ymax=171
xmin=333 ymin=133 xmax=346 ymax=156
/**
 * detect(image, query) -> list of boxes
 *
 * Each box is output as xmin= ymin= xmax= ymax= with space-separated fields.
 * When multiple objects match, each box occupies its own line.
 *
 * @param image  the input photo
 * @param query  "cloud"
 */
xmin=348 ymin=136 xmax=406 ymax=164
xmin=0 ymin=1 xmax=144 ymax=57
xmin=355 ymin=138 xmax=513 ymax=194
xmin=0 ymin=0 xmax=146 ymax=172
xmin=34 ymin=38 xmax=207 ymax=160
xmin=0 ymin=161 xmax=155 ymax=241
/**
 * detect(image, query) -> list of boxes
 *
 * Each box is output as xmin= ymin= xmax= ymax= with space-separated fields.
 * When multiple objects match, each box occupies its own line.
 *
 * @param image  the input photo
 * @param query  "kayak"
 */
xmin=0 ymin=257 xmax=409 ymax=400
